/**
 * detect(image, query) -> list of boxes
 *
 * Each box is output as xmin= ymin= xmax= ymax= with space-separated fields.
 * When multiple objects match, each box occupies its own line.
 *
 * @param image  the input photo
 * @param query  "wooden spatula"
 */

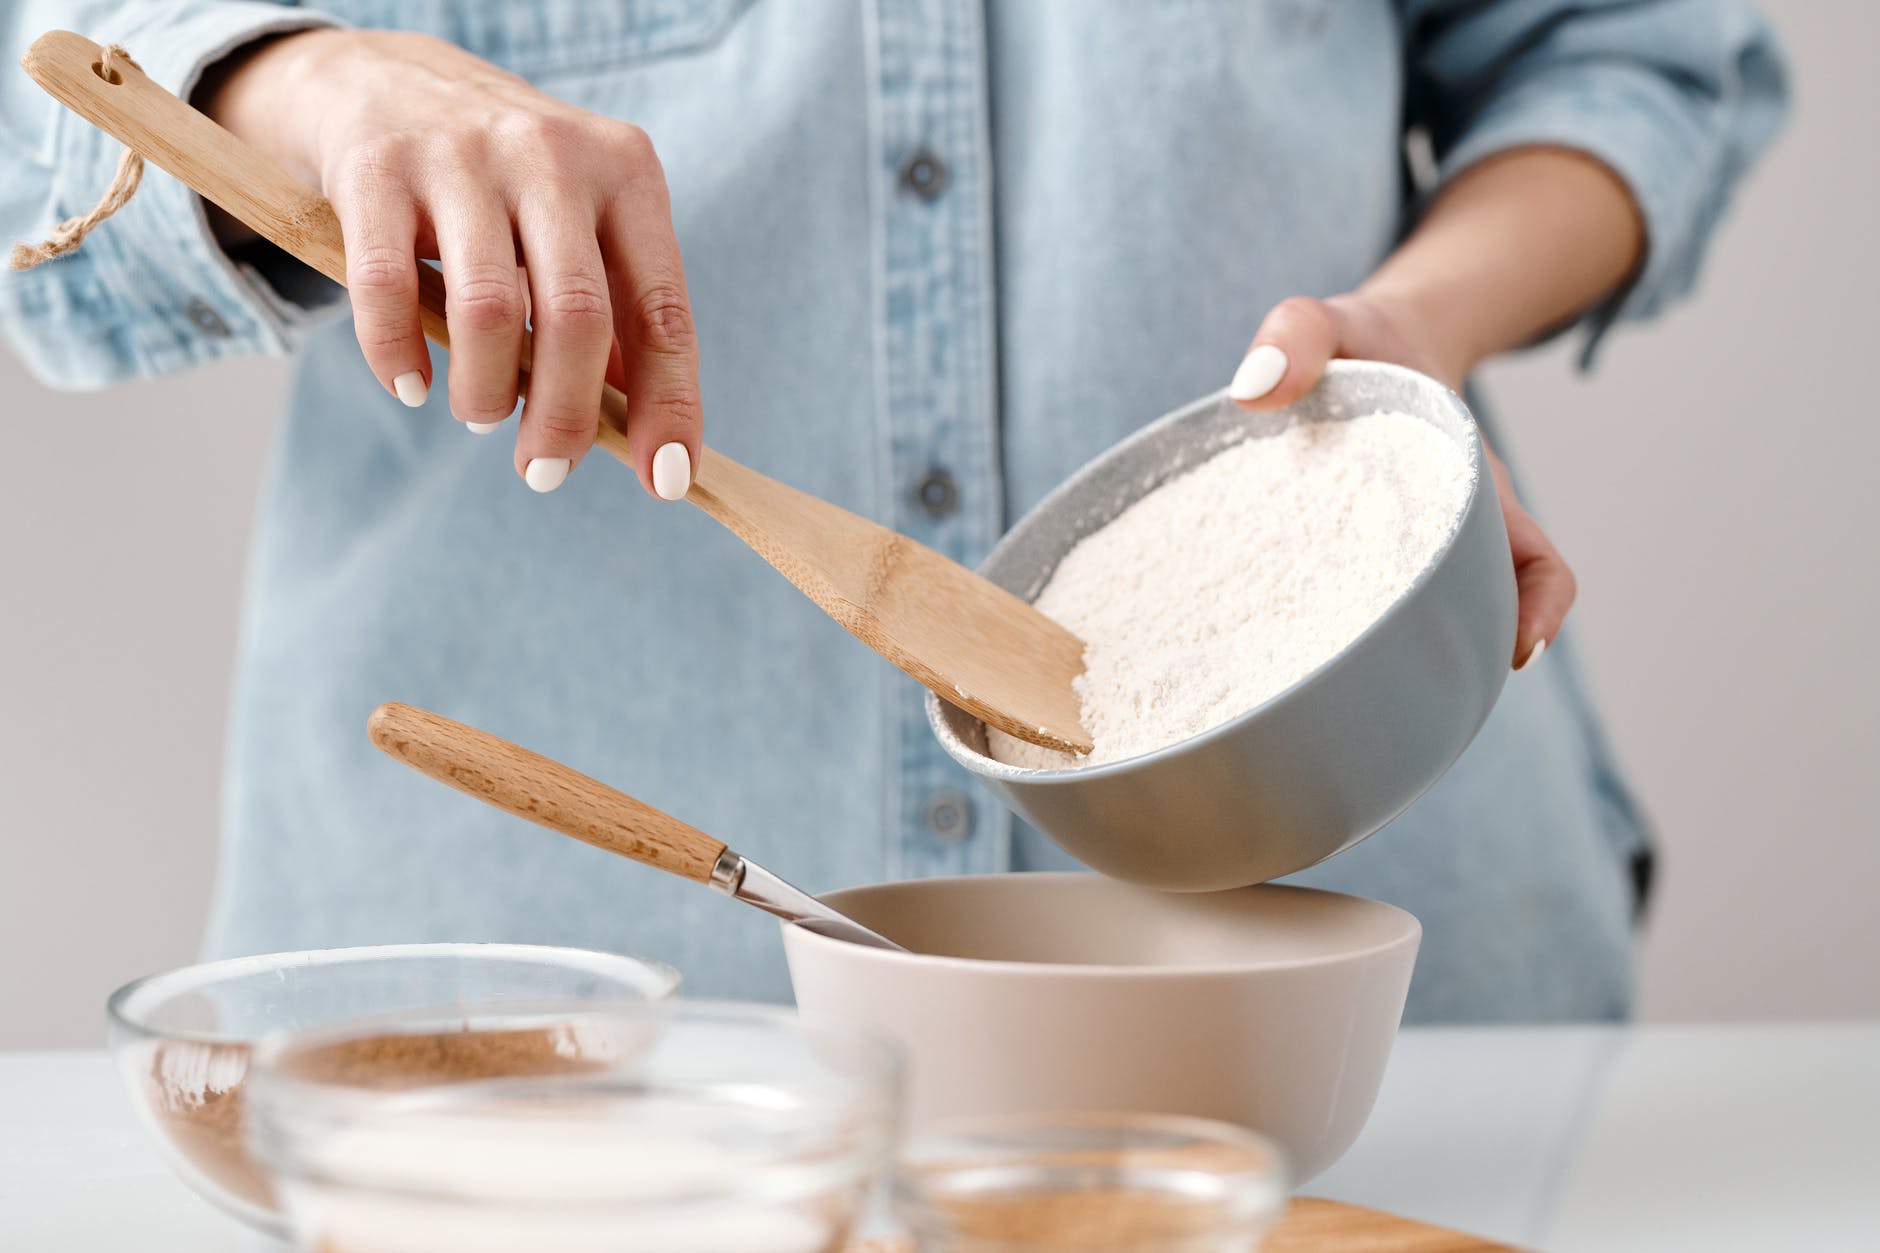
xmin=22 ymin=30 xmax=1091 ymax=754
xmin=367 ymin=701 xmax=906 ymax=951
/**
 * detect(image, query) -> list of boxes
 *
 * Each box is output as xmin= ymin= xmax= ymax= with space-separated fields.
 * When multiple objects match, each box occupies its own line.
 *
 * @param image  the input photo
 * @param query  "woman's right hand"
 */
xmin=201 ymin=28 xmax=700 ymax=498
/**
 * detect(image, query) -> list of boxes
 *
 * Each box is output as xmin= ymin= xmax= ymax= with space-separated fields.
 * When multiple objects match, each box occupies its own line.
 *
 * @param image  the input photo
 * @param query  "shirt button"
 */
xmin=922 ymin=789 xmax=975 ymax=842
xmin=898 ymin=149 xmax=950 ymax=202
xmin=913 ymin=467 xmax=959 ymax=519
xmin=186 ymin=297 xmax=230 ymax=338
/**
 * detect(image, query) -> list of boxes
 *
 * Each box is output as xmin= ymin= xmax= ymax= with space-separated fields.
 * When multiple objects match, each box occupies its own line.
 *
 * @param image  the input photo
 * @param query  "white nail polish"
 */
xmin=1228 ymin=344 xmax=1288 ymax=402
xmin=1518 ymin=638 xmax=1547 ymax=671
xmin=465 ymin=421 xmax=502 ymax=435
xmin=652 ymin=442 xmax=692 ymax=501
xmin=392 ymin=372 xmax=428 ymax=408
xmin=524 ymin=458 xmax=570 ymax=493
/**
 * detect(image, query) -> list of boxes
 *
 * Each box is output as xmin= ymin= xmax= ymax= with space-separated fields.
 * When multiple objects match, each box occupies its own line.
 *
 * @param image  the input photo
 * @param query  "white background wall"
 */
xmin=2 ymin=2 xmax=1873 ymax=1046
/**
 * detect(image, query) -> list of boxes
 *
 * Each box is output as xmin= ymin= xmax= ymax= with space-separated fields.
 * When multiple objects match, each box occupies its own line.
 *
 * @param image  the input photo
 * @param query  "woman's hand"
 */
xmin=1221 ymin=147 xmax=1645 ymax=672
xmin=201 ymin=28 xmax=699 ymax=498
xmin=1228 ymin=290 xmax=1572 ymax=671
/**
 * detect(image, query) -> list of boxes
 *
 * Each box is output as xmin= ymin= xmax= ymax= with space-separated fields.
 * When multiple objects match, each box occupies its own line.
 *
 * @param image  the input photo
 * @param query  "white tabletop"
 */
xmin=3 ymin=1023 xmax=1876 ymax=1251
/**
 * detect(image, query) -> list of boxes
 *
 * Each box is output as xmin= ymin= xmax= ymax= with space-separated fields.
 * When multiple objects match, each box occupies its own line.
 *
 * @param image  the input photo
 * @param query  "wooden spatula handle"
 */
xmin=367 ymin=702 xmax=727 ymax=883
xmin=19 ymin=31 xmax=640 ymax=455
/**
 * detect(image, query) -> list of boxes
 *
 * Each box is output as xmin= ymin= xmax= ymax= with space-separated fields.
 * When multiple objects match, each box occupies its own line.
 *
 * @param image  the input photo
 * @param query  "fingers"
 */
xmin=1509 ymin=505 xmax=1576 ymax=670
xmin=433 ymin=192 xmax=527 ymax=436
xmin=514 ymin=197 xmax=614 ymax=490
xmin=330 ymin=153 xmax=430 ymax=407
xmin=1487 ymin=451 xmax=1577 ymax=670
xmin=356 ymin=116 xmax=698 ymax=500
xmin=601 ymin=134 xmax=702 ymax=501
xmin=1229 ymin=297 xmax=1339 ymax=411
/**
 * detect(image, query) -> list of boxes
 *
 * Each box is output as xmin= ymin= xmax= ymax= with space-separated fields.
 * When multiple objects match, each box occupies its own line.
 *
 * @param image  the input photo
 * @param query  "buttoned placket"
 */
xmin=868 ymin=0 xmax=1010 ymax=881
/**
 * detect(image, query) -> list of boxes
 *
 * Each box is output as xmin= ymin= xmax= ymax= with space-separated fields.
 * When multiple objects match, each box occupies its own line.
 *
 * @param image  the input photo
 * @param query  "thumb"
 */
xmin=1229 ymin=296 xmax=1341 ymax=411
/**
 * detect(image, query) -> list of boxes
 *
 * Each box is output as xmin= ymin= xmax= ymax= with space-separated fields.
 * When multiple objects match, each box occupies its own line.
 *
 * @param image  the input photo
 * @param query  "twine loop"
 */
xmin=10 ymin=44 xmax=146 ymax=271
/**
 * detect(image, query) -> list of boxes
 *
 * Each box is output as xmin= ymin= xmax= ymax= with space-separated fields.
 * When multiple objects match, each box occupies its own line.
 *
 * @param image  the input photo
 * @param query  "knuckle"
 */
xmin=354 ymin=322 xmax=413 ymax=355
xmin=496 ymin=110 xmax=576 ymax=152
xmin=451 ymin=388 xmax=517 ymax=423
xmin=536 ymin=277 xmax=613 ymax=334
xmin=1272 ymin=295 xmax=1323 ymax=325
xmin=607 ymin=122 xmax=657 ymax=166
xmin=448 ymin=271 xmax=525 ymax=335
xmin=642 ymin=384 xmax=702 ymax=429
xmin=629 ymin=285 xmax=696 ymax=353
xmin=528 ymin=407 xmax=598 ymax=441
xmin=347 ymin=244 xmax=415 ymax=296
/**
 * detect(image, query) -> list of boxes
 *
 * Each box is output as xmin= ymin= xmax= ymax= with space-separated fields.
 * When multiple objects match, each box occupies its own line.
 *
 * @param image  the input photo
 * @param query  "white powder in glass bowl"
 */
xmin=985 ymin=412 xmax=1473 ymax=771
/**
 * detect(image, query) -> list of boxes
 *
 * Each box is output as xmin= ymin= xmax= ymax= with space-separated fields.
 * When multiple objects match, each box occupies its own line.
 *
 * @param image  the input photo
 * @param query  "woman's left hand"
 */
xmin=1227 ymin=292 xmax=1570 ymax=671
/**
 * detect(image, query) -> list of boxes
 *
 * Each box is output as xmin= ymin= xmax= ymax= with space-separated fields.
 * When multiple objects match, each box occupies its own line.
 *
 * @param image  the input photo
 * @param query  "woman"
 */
xmin=1 ymin=1 xmax=1784 ymax=1020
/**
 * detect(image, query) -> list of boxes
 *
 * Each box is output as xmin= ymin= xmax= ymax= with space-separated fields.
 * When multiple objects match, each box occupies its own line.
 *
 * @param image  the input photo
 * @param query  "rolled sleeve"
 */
xmin=1403 ymin=0 xmax=1789 ymax=365
xmin=0 ymin=1 xmax=344 ymax=389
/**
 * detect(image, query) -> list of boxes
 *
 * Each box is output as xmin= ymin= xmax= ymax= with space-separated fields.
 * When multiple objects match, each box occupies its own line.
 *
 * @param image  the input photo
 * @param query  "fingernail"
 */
xmin=524 ymin=458 xmax=570 ymax=493
xmin=652 ymin=442 xmax=692 ymax=501
xmin=1517 ymin=638 xmax=1548 ymax=671
xmin=1228 ymin=344 xmax=1288 ymax=402
xmin=392 ymin=371 xmax=428 ymax=408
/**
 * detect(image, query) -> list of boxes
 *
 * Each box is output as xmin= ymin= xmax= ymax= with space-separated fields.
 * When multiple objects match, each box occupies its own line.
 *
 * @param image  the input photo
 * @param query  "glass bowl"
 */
xmin=105 ymin=942 xmax=679 ymax=1235
xmin=896 ymin=1112 xmax=1286 ymax=1251
xmin=247 ymin=1001 xmax=902 ymax=1252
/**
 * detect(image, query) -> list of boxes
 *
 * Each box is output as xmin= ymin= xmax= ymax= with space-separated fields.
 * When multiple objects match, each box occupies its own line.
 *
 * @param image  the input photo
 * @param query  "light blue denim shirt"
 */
xmin=1 ymin=1 xmax=1785 ymax=1021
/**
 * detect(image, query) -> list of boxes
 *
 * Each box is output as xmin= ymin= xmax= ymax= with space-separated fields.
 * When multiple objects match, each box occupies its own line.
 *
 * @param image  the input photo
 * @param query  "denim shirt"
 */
xmin=1 ymin=1 xmax=1785 ymax=1021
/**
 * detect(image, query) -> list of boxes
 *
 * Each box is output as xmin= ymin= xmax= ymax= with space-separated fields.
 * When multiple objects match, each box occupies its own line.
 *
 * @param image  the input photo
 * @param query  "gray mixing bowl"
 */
xmin=929 ymin=361 xmax=1516 ymax=890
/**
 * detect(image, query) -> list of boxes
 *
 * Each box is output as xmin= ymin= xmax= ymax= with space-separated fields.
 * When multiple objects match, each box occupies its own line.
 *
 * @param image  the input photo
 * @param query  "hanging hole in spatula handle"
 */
xmin=366 ymin=702 xmax=727 ymax=883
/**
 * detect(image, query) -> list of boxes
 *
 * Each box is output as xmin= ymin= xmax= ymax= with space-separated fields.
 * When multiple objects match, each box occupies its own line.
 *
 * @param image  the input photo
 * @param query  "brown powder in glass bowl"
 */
xmin=277 ymin=1021 xmax=612 ymax=1087
xmin=146 ymin=1025 xmax=610 ymax=1217
xmin=145 ymin=1040 xmax=271 ymax=1211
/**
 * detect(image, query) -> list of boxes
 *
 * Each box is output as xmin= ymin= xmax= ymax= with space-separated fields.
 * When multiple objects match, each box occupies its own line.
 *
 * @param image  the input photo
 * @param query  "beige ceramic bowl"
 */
xmin=782 ymin=873 xmax=1419 ymax=1183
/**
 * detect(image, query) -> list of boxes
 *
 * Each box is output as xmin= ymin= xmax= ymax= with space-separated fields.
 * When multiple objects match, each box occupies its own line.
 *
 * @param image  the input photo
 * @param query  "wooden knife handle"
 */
xmin=19 ymin=30 xmax=645 ymax=462
xmin=367 ymin=702 xmax=727 ymax=883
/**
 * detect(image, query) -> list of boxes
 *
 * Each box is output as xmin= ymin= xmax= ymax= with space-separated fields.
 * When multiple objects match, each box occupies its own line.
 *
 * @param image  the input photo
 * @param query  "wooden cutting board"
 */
xmin=849 ymin=1196 xmax=1524 ymax=1250
xmin=1267 ymin=1199 xmax=1523 ymax=1251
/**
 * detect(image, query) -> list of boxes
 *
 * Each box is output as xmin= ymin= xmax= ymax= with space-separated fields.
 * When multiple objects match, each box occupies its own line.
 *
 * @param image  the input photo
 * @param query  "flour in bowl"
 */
xmin=985 ymin=412 xmax=1472 ymax=770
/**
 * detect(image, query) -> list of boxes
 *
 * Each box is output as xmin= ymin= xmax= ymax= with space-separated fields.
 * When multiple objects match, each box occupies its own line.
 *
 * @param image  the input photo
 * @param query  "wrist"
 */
xmin=1350 ymin=148 xmax=1646 ymax=389
xmin=1337 ymin=284 xmax=1480 ymax=391
xmin=196 ymin=27 xmax=350 ymax=187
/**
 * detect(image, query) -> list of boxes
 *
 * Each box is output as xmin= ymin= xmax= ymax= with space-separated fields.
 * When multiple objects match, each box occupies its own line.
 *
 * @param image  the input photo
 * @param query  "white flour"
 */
xmin=986 ymin=412 xmax=1472 ymax=771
